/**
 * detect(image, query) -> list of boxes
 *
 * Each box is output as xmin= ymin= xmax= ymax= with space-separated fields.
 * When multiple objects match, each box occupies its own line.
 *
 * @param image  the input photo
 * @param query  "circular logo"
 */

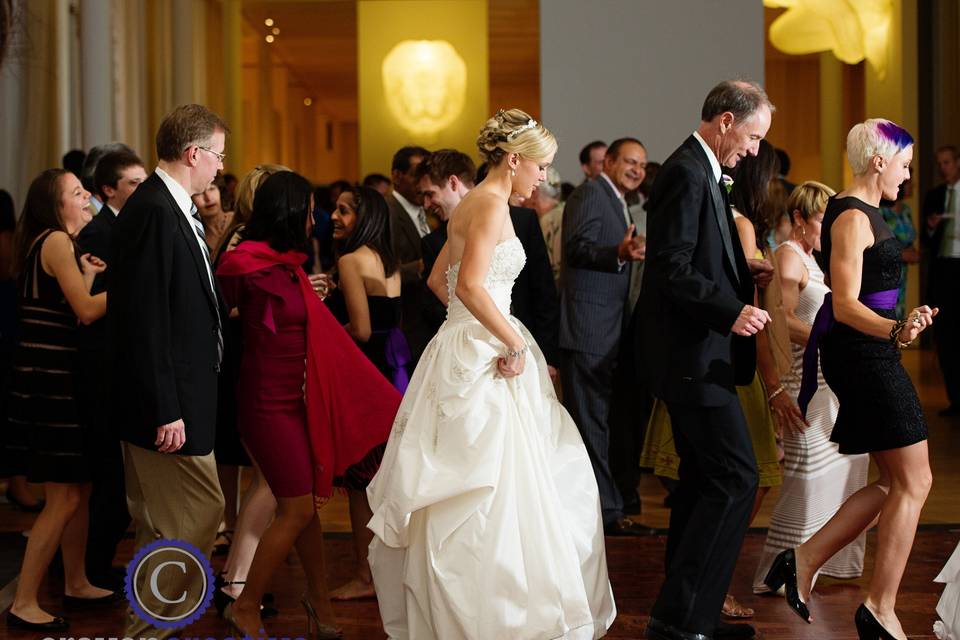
xmin=125 ymin=538 xmax=214 ymax=629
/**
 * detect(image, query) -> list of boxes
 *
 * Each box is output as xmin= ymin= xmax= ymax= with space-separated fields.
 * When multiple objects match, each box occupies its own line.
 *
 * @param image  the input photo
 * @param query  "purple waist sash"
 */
xmin=797 ymin=288 xmax=898 ymax=418
xmin=372 ymin=327 xmax=411 ymax=394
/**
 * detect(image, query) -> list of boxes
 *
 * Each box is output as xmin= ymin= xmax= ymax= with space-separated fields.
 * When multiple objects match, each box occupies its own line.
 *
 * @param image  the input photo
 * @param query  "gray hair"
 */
xmin=701 ymin=80 xmax=775 ymax=123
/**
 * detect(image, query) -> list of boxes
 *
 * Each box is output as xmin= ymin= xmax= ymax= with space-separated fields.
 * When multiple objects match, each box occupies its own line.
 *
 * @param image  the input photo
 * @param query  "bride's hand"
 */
xmin=497 ymin=351 xmax=526 ymax=378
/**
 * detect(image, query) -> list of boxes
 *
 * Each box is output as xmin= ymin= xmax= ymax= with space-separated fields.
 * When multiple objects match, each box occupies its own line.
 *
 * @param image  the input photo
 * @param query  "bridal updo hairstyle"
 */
xmin=477 ymin=108 xmax=557 ymax=166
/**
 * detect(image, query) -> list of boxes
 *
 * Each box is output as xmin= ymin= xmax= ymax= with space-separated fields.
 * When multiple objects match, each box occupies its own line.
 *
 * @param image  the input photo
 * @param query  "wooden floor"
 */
xmin=1 ymin=348 xmax=958 ymax=638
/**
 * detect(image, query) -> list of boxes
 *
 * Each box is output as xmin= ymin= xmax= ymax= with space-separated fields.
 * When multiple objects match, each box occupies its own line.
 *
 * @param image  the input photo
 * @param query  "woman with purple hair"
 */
xmin=764 ymin=119 xmax=936 ymax=640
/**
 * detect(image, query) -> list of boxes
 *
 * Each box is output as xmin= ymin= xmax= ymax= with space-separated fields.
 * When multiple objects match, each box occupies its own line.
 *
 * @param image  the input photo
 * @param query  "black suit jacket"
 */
xmin=421 ymin=207 xmax=560 ymax=366
xmin=106 ymin=172 xmax=224 ymax=455
xmin=559 ymin=176 xmax=632 ymax=357
xmin=921 ymin=183 xmax=949 ymax=260
xmin=636 ymin=135 xmax=755 ymax=406
xmin=76 ymin=207 xmax=116 ymax=351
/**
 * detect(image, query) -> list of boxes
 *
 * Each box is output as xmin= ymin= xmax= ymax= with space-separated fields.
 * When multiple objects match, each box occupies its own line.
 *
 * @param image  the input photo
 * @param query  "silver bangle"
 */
xmin=767 ymin=384 xmax=785 ymax=403
xmin=505 ymin=345 xmax=527 ymax=359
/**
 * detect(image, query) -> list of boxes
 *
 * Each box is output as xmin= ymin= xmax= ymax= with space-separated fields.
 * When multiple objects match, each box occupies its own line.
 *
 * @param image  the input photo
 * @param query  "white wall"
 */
xmin=541 ymin=0 xmax=765 ymax=182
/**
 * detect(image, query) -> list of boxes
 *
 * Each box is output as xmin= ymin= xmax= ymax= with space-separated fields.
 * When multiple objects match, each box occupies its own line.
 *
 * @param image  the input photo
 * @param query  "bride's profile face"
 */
xmin=512 ymin=152 xmax=555 ymax=200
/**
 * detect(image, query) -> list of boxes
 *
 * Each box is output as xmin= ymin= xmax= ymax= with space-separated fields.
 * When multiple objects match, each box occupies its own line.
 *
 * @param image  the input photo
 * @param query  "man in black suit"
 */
xmin=386 ymin=145 xmax=431 ymax=361
xmin=417 ymin=151 xmax=560 ymax=369
xmin=921 ymin=144 xmax=960 ymax=416
xmin=559 ymin=138 xmax=648 ymax=535
xmin=107 ymin=104 xmax=228 ymax=639
xmin=76 ymin=149 xmax=146 ymax=590
xmin=638 ymin=80 xmax=774 ymax=640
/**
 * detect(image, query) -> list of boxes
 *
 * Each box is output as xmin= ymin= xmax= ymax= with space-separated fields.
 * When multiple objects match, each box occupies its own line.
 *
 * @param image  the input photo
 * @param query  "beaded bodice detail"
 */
xmin=445 ymin=236 xmax=525 ymax=323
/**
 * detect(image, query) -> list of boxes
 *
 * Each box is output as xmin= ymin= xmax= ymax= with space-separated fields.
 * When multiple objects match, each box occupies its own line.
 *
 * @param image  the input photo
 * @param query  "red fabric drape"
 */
xmin=217 ymin=241 xmax=401 ymax=498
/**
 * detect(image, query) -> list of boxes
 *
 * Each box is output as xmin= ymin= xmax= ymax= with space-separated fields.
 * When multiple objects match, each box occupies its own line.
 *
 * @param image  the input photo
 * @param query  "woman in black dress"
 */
xmin=324 ymin=185 xmax=408 ymax=601
xmin=765 ymin=120 xmax=935 ymax=640
xmin=4 ymin=170 xmax=117 ymax=631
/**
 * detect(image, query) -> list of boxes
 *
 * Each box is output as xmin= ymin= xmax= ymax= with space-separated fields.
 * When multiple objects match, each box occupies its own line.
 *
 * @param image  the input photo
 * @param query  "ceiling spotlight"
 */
xmin=265 ymin=34 xmax=275 ymax=43
xmin=303 ymin=98 xmax=313 ymax=106
xmin=265 ymin=18 xmax=274 ymax=27
xmin=272 ymin=27 xmax=280 ymax=35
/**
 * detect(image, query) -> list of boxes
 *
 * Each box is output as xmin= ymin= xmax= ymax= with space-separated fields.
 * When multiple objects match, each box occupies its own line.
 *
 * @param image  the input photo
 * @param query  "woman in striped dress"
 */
xmin=3 ymin=169 xmax=116 ymax=632
xmin=752 ymin=181 xmax=869 ymax=593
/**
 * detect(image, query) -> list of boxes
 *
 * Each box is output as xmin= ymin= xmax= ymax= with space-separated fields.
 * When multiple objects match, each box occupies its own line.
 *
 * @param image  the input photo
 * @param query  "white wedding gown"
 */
xmin=367 ymin=236 xmax=616 ymax=640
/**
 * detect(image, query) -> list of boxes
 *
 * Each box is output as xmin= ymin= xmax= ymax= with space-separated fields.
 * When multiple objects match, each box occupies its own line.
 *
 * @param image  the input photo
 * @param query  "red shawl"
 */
xmin=216 ymin=240 xmax=401 ymax=499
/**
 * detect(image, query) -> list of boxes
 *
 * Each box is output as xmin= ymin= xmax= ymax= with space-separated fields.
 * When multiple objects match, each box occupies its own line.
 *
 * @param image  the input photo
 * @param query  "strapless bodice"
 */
xmin=445 ymin=236 xmax=525 ymax=325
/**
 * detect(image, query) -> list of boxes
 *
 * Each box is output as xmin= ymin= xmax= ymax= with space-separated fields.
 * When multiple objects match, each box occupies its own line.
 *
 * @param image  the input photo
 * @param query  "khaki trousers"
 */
xmin=122 ymin=443 xmax=224 ymax=640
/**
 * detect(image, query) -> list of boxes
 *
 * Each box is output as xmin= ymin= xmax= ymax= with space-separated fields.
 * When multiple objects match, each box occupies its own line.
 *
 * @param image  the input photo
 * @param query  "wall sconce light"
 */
xmin=763 ymin=0 xmax=892 ymax=79
xmin=381 ymin=40 xmax=467 ymax=136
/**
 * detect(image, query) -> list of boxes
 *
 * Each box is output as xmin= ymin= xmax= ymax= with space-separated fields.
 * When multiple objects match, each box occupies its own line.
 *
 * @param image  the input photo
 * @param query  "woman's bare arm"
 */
xmin=338 ymin=253 xmax=372 ymax=342
xmin=41 ymin=231 xmax=106 ymax=325
xmin=775 ymin=245 xmax=812 ymax=346
xmin=427 ymin=241 xmax=450 ymax=307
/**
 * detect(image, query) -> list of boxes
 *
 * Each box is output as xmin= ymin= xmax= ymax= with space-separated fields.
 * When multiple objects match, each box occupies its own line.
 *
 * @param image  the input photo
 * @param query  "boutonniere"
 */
xmin=721 ymin=174 xmax=734 ymax=194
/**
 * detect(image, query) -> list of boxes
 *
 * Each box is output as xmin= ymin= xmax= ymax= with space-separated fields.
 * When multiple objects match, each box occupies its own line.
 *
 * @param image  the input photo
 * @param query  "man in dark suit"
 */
xmin=921 ymin=144 xmax=960 ymax=416
xmin=417 ymin=151 xmax=560 ymax=368
xmin=386 ymin=145 xmax=431 ymax=361
xmin=638 ymin=80 xmax=774 ymax=640
xmin=76 ymin=149 xmax=146 ymax=590
xmin=559 ymin=138 xmax=648 ymax=535
xmin=107 ymin=104 xmax=228 ymax=640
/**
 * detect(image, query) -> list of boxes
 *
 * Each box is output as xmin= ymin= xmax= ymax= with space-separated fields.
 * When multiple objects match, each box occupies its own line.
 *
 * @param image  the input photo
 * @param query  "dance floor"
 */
xmin=1 ymin=350 xmax=958 ymax=639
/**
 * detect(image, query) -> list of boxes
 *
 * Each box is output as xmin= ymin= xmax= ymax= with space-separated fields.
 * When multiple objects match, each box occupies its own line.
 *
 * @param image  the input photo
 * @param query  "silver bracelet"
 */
xmin=767 ymin=384 xmax=785 ymax=403
xmin=505 ymin=345 xmax=527 ymax=359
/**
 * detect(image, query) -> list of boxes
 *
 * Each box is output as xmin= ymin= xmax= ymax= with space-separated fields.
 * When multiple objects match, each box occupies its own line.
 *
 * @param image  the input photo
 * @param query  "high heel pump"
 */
xmin=300 ymin=594 xmax=343 ymax=639
xmin=854 ymin=603 xmax=897 ymax=639
xmin=763 ymin=549 xmax=811 ymax=623
xmin=213 ymin=576 xmax=277 ymax=619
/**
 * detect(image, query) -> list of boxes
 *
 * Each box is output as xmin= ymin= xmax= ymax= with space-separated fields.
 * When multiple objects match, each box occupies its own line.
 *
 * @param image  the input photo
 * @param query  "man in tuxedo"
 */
xmin=107 ymin=104 xmax=227 ymax=639
xmin=386 ymin=145 xmax=431 ymax=361
xmin=418 ymin=151 xmax=560 ymax=369
xmin=921 ymin=144 xmax=960 ymax=416
xmin=559 ymin=138 xmax=648 ymax=535
xmin=579 ymin=140 xmax=607 ymax=182
xmin=76 ymin=149 xmax=146 ymax=590
xmin=638 ymin=80 xmax=774 ymax=640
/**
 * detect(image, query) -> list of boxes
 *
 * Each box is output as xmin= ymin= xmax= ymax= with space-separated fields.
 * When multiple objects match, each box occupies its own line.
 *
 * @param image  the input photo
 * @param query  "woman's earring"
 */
xmin=511 ymin=168 xmax=516 ymax=177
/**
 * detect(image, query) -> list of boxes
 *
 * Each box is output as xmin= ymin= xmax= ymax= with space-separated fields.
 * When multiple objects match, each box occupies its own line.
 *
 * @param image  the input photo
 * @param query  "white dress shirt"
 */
xmin=155 ymin=167 xmax=217 ymax=295
xmin=393 ymin=190 xmax=429 ymax=237
xmin=941 ymin=181 xmax=960 ymax=258
xmin=693 ymin=131 xmax=722 ymax=183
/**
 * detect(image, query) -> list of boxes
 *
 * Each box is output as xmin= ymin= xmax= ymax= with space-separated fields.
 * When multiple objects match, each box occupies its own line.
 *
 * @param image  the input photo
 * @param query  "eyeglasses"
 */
xmin=197 ymin=146 xmax=226 ymax=163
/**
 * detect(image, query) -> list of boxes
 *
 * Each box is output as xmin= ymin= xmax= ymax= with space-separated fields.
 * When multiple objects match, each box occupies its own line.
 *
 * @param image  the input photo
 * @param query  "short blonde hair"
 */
xmin=787 ymin=180 xmax=836 ymax=222
xmin=846 ymin=118 xmax=914 ymax=176
xmin=234 ymin=164 xmax=292 ymax=224
xmin=477 ymin=108 xmax=557 ymax=165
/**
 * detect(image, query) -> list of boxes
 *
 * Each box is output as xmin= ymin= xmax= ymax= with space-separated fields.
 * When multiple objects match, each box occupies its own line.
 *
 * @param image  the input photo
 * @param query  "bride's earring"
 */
xmin=511 ymin=168 xmax=516 ymax=177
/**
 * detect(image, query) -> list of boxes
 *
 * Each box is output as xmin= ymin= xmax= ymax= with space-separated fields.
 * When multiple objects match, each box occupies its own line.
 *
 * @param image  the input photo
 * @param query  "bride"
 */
xmin=366 ymin=109 xmax=616 ymax=639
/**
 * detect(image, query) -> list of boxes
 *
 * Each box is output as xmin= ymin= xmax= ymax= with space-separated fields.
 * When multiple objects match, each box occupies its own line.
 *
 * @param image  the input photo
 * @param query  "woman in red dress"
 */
xmin=216 ymin=171 xmax=400 ymax=638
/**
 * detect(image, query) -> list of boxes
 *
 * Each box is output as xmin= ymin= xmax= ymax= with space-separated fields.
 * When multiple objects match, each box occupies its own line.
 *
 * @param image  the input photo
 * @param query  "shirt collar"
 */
xmin=155 ymin=167 xmax=195 ymax=218
xmin=392 ymin=189 xmax=421 ymax=217
xmin=107 ymin=203 xmax=119 ymax=216
xmin=693 ymin=131 xmax=722 ymax=183
xmin=599 ymin=172 xmax=625 ymax=200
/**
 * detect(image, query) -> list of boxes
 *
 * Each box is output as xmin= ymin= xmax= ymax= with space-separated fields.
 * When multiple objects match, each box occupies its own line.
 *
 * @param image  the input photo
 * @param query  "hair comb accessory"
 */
xmin=506 ymin=119 xmax=538 ymax=141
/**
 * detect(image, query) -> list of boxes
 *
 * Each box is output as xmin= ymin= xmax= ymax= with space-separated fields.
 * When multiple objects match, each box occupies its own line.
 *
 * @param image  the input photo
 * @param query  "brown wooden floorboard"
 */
xmin=1 ymin=349 xmax=958 ymax=639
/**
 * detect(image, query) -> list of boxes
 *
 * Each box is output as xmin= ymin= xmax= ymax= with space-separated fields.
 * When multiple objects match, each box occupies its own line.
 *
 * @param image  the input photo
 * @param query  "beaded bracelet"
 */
xmin=505 ymin=345 xmax=527 ymax=359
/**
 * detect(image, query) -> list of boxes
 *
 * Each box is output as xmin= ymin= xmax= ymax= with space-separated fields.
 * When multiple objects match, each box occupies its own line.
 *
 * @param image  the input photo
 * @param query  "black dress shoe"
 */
xmin=714 ymin=620 xmax=755 ymax=638
xmin=854 ymin=603 xmax=896 ymax=639
xmin=646 ymin=617 xmax=712 ymax=640
xmin=605 ymin=517 xmax=657 ymax=537
xmin=63 ymin=590 xmax=125 ymax=608
xmin=621 ymin=490 xmax=642 ymax=515
xmin=6 ymin=611 xmax=69 ymax=631
xmin=763 ymin=549 xmax=811 ymax=623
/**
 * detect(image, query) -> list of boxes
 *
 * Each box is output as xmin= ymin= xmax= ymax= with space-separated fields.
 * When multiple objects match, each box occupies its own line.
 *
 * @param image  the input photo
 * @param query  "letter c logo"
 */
xmin=149 ymin=560 xmax=187 ymax=604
